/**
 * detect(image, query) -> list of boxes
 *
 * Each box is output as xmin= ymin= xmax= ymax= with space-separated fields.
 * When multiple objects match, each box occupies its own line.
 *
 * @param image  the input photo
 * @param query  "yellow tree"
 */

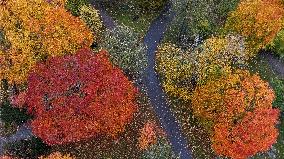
xmin=0 ymin=0 xmax=93 ymax=84
xmin=194 ymin=35 xmax=249 ymax=82
xmin=156 ymin=43 xmax=194 ymax=100
xmin=156 ymin=36 xmax=248 ymax=101
xmin=225 ymin=0 xmax=284 ymax=55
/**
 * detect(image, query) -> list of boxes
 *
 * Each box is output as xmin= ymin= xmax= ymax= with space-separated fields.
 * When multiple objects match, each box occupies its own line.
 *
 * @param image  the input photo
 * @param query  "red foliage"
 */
xmin=22 ymin=48 xmax=138 ymax=145
xmin=212 ymin=108 xmax=280 ymax=159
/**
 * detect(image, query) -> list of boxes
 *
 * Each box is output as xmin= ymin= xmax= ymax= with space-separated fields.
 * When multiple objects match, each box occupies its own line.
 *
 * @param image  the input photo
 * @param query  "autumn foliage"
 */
xmin=225 ymin=0 xmax=284 ymax=54
xmin=192 ymin=69 xmax=280 ymax=158
xmin=14 ymin=48 xmax=137 ymax=145
xmin=39 ymin=152 xmax=74 ymax=159
xmin=212 ymin=108 xmax=279 ymax=159
xmin=0 ymin=0 xmax=93 ymax=84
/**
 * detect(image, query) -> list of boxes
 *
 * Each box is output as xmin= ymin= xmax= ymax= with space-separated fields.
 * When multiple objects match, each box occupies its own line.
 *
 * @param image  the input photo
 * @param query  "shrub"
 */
xmin=142 ymin=138 xmax=179 ymax=159
xmin=271 ymin=78 xmax=284 ymax=111
xmin=65 ymin=0 xmax=89 ymax=16
xmin=79 ymin=5 xmax=104 ymax=42
xmin=270 ymin=29 xmax=284 ymax=58
xmin=102 ymin=25 xmax=147 ymax=76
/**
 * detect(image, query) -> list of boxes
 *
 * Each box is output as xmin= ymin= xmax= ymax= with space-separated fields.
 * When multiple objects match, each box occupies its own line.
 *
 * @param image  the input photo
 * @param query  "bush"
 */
xmin=142 ymin=138 xmax=179 ymax=159
xmin=4 ymin=137 xmax=51 ymax=159
xmin=271 ymin=78 xmax=284 ymax=111
xmin=271 ymin=29 xmax=284 ymax=58
xmin=79 ymin=5 xmax=104 ymax=42
xmin=65 ymin=0 xmax=89 ymax=16
xmin=102 ymin=25 xmax=147 ymax=76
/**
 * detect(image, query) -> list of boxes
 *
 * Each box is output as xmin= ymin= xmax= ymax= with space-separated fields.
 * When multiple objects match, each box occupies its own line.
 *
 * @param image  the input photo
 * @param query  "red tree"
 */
xmin=19 ymin=48 xmax=138 ymax=145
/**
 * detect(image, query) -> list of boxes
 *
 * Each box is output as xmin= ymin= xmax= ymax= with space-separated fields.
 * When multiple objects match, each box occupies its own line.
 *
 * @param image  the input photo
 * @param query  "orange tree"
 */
xmin=212 ymin=108 xmax=279 ymax=159
xmin=225 ymin=0 xmax=284 ymax=55
xmin=13 ymin=48 xmax=138 ymax=145
xmin=191 ymin=69 xmax=280 ymax=158
xmin=0 ymin=0 xmax=93 ymax=84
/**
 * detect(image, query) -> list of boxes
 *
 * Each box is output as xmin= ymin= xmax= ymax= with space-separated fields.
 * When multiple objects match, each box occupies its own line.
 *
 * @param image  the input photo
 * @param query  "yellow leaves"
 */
xmin=156 ymin=43 xmax=194 ymax=100
xmin=79 ymin=5 xmax=103 ymax=42
xmin=0 ymin=0 xmax=93 ymax=84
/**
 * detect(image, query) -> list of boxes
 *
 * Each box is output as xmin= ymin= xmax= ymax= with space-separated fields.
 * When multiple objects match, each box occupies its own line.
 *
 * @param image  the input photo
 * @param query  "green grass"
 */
xmin=104 ymin=2 xmax=161 ymax=36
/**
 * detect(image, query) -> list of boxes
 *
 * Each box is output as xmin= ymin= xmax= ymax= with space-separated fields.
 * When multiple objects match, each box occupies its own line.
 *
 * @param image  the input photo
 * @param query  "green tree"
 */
xmin=102 ymin=25 xmax=147 ymax=76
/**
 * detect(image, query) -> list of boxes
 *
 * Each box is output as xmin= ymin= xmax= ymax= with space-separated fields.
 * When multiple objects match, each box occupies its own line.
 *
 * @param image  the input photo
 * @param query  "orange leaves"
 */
xmin=225 ymin=0 xmax=284 ymax=53
xmin=17 ymin=48 xmax=138 ymax=145
xmin=0 ymin=0 xmax=93 ymax=84
xmin=212 ymin=108 xmax=279 ymax=159
xmin=138 ymin=121 xmax=158 ymax=150
xmin=191 ymin=69 xmax=280 ymax=158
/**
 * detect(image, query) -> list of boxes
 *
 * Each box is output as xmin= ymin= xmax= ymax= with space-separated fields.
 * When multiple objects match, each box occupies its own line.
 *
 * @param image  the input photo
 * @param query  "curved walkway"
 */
xmin=93 ymin=2 xmax=193 ymax=158
xmin=142 ymin=4 xmax=192 ymax=159
xmin=0 ymin=123 xmax=33 ymax=155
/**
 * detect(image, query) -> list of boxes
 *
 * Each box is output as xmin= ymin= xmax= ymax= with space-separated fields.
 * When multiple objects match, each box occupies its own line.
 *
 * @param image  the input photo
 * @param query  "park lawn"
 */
xmin=104 ymin=2 xmax=161 ymax=36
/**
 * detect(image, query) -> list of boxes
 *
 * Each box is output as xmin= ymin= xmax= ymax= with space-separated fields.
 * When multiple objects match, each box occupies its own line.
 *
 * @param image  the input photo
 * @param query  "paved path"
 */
xmin=259 ymin=51 xmax=284 ymax=78
xmin=142 ymin=4 xmax=192 ymax=159
xmin=0 ymin=123 xmax=33 ymax=155
xmin=93 ymin=2 xmax=192 ymax=158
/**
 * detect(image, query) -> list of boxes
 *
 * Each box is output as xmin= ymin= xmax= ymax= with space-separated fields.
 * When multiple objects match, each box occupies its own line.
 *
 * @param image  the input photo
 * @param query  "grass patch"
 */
xmin=104 ymin=2 xmax=161 ymax=36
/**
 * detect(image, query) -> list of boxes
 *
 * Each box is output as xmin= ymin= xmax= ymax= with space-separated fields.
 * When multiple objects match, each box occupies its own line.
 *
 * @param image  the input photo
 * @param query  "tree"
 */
xmin=212 ymin=108 xmax=279 ymax=159
xmin=15 ymin=48 xmax=138 ymax=145
xmin=65 ymin=0 xmax=89 ymax=16
xmin=156 ymin=36 xmax=248 ymax=101
xmin=4 ymin=137 xmax=51 ymax=159
xmin=165 ymin=0 xmax=240 ymax=48
xmin=155 ymin=43 xmax=193 ymax=100
xmin=270 ymin=29 xmax=284 ymax=58
xmin=193 ymin=35 xmax=249 ymax=82
xmin=102 ymin=25 xmax=147 ymax=76
xmin=192 ymin=69 xmax=275 ymax=124
xmin=225 ymin=0 xmax=284 ymax=55
xmin=191 ymin=69 xmax=280 ymax=158
xmin=0 ymin=0 xmax=93 ymax=84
